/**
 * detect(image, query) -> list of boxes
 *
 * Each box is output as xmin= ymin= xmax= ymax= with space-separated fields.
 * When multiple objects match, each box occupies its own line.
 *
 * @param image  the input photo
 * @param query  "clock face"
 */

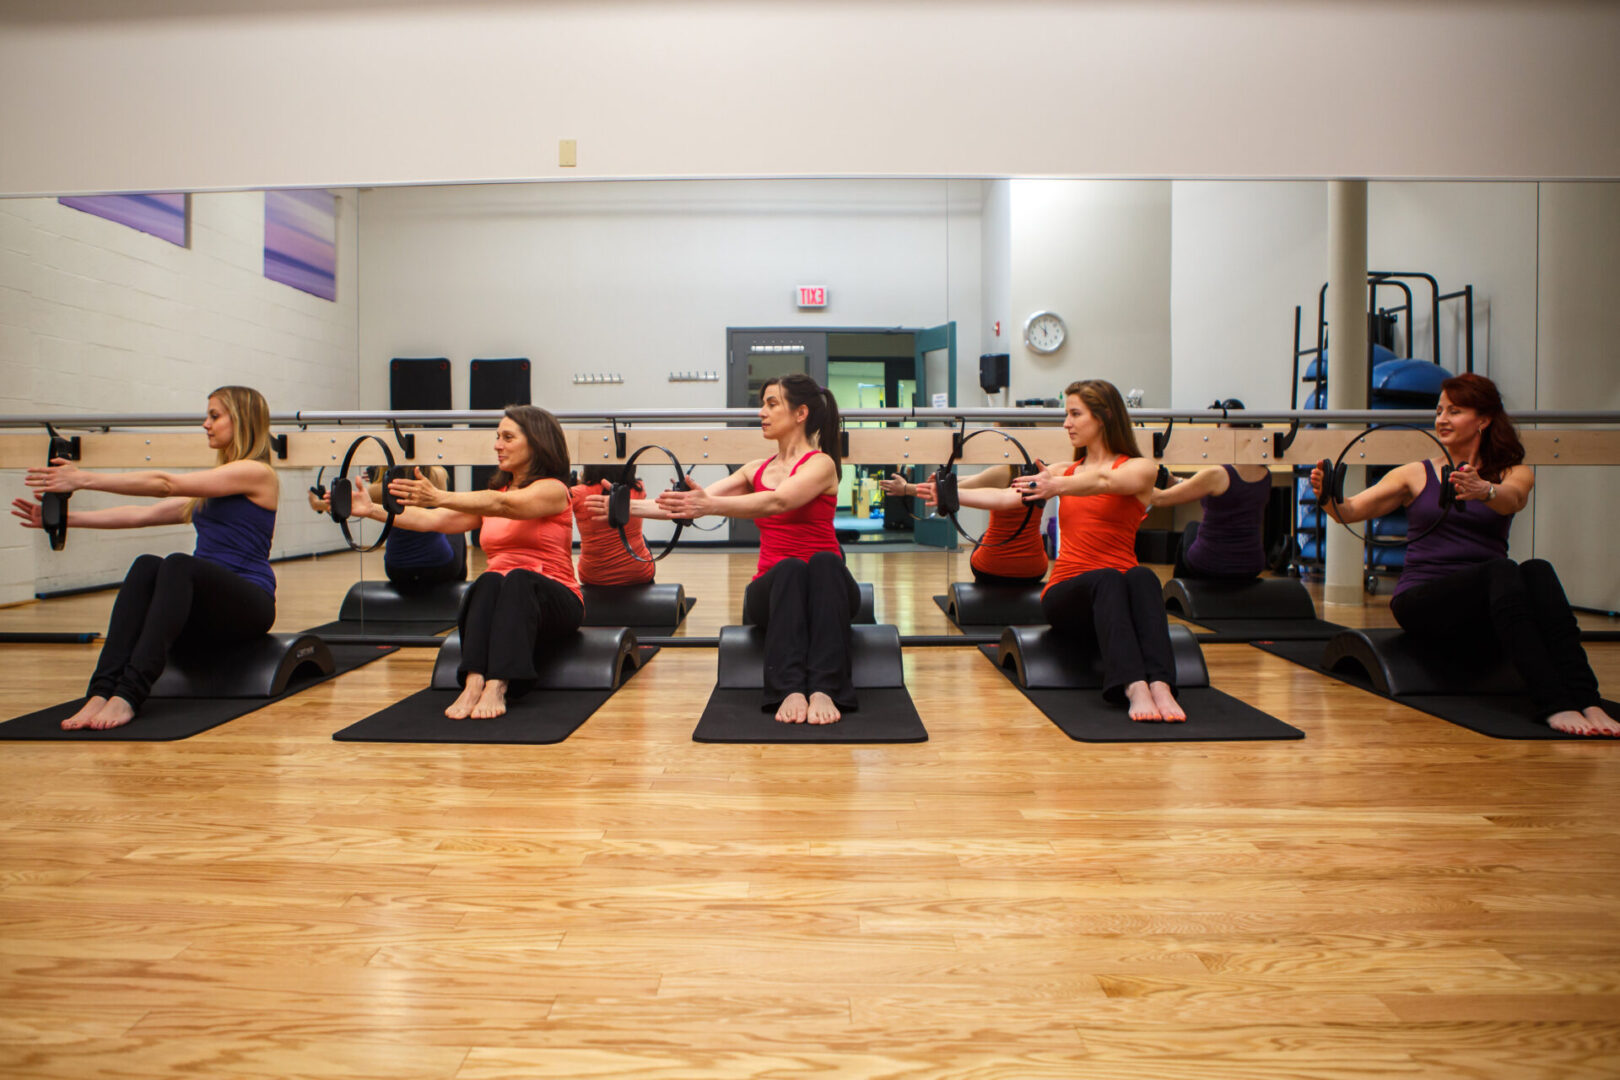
xmin=1024 ymin=311 xmax=1066 ymax=354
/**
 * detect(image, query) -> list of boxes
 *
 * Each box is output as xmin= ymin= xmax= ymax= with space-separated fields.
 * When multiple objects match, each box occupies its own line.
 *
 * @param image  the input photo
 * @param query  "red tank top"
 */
xmin=477 ymin=487 xmax=583 ymax=603
xmin=1043 ymin=456 xmax=1148 ymax=595
xmin=569 ymin=482 xmax=655 ymax=587
xmin=752 ymin=451 xmax=840 ymax=579
xmin=970 ymin=504 xmax=1050 ymax=579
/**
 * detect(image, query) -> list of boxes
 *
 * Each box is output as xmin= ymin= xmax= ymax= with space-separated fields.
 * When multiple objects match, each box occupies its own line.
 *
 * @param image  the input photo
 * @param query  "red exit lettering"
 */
xmin=797 ymin=285 xmax=827 ymax=308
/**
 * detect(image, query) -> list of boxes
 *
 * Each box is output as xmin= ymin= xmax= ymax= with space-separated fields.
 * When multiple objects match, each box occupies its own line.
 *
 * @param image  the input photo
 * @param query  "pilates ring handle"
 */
xmin=607 ymin=443 xmax=691 ymax=562
xmin=1318 ymin=423 xmax=1456 ymax=549
xmin=329 ymin=435 xmax=406 ymax=553
xmin=930 ymin=427 xmax=1043 ymax=549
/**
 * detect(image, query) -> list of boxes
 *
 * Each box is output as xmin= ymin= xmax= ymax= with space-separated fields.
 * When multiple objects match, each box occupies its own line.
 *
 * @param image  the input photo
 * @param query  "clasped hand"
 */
xmin=1447 ymin=462 xmax=1492 ymax=501
xmin=386 ymin=469 xmax=441 ymax=509
xmin=1012 ymin=465 xmax=1055 ymax=502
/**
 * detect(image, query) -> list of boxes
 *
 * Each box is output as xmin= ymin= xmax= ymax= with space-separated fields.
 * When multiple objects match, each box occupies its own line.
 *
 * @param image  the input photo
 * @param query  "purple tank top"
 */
xmin=1394 ymin=459 xmax=1512 ymax=597
xmin=192 ymin=494 xmax=277 ymax=596
xmin=1184 ymin=465 xmax=1269 ymax=577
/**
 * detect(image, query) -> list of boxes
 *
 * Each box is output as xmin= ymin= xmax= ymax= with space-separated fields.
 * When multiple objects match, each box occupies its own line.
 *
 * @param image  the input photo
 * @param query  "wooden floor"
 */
xmin=2 ymin=550 xmax=1619 ymax=1079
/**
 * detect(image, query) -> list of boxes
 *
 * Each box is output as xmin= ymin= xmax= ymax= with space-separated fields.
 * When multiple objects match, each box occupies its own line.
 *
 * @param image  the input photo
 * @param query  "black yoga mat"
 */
xmin=0 ymin=644 xmax=399 ymax=742
xmin=977 ymin=645 xmax=1303 ymax=743
xmin=302 ymin=619 xmax=455 ymax=641
xmin=930 ymin=594 xmax=1033 ymax=636
xmin=1180 ymin=616 xmax=1346 ymax=643
xmin=693 ymin=687 xmax=927 ymax=743
xmin=1251 ymin=639 xmax=1620 ymax=740
xmin=332 ymin=646 xmax=658 ymax=744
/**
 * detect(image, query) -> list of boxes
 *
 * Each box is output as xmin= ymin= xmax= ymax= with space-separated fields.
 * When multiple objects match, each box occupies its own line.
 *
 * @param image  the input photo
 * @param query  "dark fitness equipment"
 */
xmin=329 ymin=435 xmax=414 ymax=553
xmin=1314 ymin=424 xmax=1456 ymax=549
xmin=40 ymin=424 xmax=81 ymax=551
xmin=578 ymin=582 xmax=693 ymax=633
xmin=929 ymin=427 xmax=1044 ymax=548
xmin=606 ymin=444 xmax=694 ymax=562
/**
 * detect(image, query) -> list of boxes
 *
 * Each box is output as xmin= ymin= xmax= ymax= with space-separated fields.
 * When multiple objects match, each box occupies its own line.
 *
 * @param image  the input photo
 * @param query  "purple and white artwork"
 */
xmin=58 ymin=193 xmax=188 ymax=247
xmin=264 ymin=189 xmax=337 ymax=301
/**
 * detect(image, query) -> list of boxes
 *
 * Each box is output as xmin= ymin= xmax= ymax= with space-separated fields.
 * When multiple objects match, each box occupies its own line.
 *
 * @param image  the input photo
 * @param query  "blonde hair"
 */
xmin=185 ymin=386 xmax=277 ymax=520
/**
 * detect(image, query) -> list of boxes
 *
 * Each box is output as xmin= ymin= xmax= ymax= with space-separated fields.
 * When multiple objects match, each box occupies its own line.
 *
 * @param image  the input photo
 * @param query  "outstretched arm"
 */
xmin=13 ymin=494 xmax=190 ymax=531
xmin=27 ymin=459 xmax=277 ymax=505
xmin=1150 ymin=466 xmax=1229 ymax=508
xmin=1312 ymin=460 xmax=1423 ymax=524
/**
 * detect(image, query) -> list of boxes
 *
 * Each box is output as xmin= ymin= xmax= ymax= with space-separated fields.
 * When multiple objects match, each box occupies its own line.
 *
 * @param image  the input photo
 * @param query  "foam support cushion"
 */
xmin=1321 ymin=628 xmax=1528 ymax=698
xmin=996 ymin=623 xmax=1209 ymax=691
xmin=148 ymin=633 xmax=335 ymax=699
xmin=716 ymin=624 xmax=905 ymax=689
xmin=1162 ymin=577 xmax=1317 ymax=622
xmin=946 ymin=582 xmax=1047 ymax=627
xmin=580 ymin=582 xmax=688 ymax=629
xmin=338 ymin=579 xmax=471 ymax=623
xmin=430 ymin=626 xmax=644 ymax=691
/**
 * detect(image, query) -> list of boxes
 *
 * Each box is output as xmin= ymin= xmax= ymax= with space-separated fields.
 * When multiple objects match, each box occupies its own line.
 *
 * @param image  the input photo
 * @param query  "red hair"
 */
xmin=1440 ymin=373 xmax=1523 ymax=483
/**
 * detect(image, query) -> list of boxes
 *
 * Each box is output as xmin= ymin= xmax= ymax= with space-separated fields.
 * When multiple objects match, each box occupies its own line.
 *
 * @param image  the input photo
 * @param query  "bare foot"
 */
xmin=1581 ymin=706 xmax=1620 ymax=736
xmin=88 ymin=696 xmax=135 ymax=730
xmin=60 ymin=695 xmax=109 ymax=731
xmin=1149 ymin=681 xmax=1186 ymax=722
xmin=470 ymin=679 xmax=508 ymax=720
xmin=1124 ymin=681 xmax=1161 ymax=722
xmin=446 ymin=674 xmax=485 ymax=719
xmin=1548 ymin=708 xmax=1620 ymax=737
xmin=806 ymin=692 xmax=841 ymax=725
xmin=775 ymin=693 xmax=808 ymax=723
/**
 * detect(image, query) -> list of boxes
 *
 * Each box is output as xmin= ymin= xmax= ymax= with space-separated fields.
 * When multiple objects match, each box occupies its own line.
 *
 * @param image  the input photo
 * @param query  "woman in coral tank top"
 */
xmin=349 ymin=405 xmax=582 ymax=721
xmin=615 ymin=374 xmax=860 ymax=725
xmin=928 ymin=380 xmax=1185 ymax=722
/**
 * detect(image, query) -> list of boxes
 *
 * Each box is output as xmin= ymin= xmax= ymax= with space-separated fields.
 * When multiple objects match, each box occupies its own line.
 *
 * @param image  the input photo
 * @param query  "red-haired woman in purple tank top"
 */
xmin=1311 ymin=373 xmax=1616 ymax=737
xmin=604 ymin=374 xmax=860 ymax=724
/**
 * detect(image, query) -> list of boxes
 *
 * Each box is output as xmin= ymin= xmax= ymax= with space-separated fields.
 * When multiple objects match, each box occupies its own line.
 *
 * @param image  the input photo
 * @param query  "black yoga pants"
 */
xmin=456 ymin=569 xmax=585 ymax=697
xmin=741 ymin=551 xmax=862 ymax=711
xmin=1390 ymin=557 xmax=1600 ymax=720
xmin=1040 ymin=565 xmax=1177 ymax=702
xmin=89 ymin=552 xmax=276 ymax=711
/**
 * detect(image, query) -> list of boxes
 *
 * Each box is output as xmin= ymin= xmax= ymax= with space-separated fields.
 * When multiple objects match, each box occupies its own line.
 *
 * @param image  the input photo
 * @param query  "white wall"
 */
xmin=4 ymin=2 xmax=1618 ymax=194
xmin=1533 ymin=183 xmax=1620 ymax=612
xmin=0 ymin=191 xmax=360 ymax=600
xmin=978 ymin=179 xmax=1012 ymax=398
xmin=1008 ymin=180 xmax=1172 ymax=406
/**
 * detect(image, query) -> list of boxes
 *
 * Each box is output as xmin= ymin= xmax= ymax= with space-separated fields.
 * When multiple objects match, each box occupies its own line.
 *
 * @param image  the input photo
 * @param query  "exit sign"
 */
xmin=796 ymin=285 xmax=827 ymax=309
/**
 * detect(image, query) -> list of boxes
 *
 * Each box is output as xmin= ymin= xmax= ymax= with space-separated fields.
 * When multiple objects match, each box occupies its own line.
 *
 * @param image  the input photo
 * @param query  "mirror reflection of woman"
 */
xmin=349 ymin=405 xmax=581 ymax=720
xmin=882 ymin=465 xmax=1049 ymax=587
xmin=13 ymin=386 xmax=279 ymax=731
xmin=1311 ymin=373 xmax=1617 ymax=737
xmin=1151 ymin=399 xmax=1272 ymax=581
xmin=308 ymin=465 xmax=467 ymax=587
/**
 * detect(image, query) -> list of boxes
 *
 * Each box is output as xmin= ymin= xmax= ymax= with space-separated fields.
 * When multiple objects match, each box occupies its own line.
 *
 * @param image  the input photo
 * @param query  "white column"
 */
xmin=1324 ymin=180 xmax=1368 ymax=607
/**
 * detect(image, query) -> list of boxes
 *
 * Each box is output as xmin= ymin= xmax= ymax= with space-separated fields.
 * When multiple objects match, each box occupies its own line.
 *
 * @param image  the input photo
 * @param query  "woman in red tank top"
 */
xmin=628 ymin=374 xmax=861 ymax=724
xmin=884 ymin=465 xmax=1048 ymax=585
xmin=927 ymin=380 xmax=1185 ymax=723
xmin=349 ymin=405 xmax=582 ymax=721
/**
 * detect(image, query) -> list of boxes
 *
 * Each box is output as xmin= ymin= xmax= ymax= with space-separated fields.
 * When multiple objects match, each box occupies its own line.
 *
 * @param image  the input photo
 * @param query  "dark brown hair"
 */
xmin=761 ymin=373 xmax=844 ymax=479
xmin=1063 ymin=379 xmax=1141 ymax=461
xmin=580 ymin=463 xmax=642 ymax=493
xmin=488 ymin=405 xmax=571 ymax=489
xmin=1440 ymin=372 xmax=1524 ymax=483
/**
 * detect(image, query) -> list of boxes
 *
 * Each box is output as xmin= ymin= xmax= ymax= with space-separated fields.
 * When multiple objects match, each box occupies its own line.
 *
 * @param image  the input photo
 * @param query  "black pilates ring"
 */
xmin=607 ymin=444 xmax=692 ymax=562
xmin=1318 ymin=423 xmax=1457 ymax=549
xmin=330 ymin=435 xmax=406 ymax=553
xmin=929 ymin=428 xmax=1044 ymax=549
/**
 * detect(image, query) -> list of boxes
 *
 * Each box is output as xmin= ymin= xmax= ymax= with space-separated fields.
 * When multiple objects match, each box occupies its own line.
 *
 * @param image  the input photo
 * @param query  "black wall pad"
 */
xmin=390 ymin=357 xmax=452 ymax=412
xmin=692 ymin=687 xmax=926 ymax=743
xmin=149 ymin=633 xmax=334 ymax=698
xmin=469 ymin=357 xmax=531 ymax=409
xmin=580 ymin=583 xmax=692 ymax=632
xmin=716 ymin=624 xmax=905 ymax=690
xmin=979 ymin=646 xmax=1303 ymax=743
xmin=430 ymin=626 xmax=643 ymax=691
xmin=0 ymin=645 xmax=397 ymax=741
xmin=1163 ymin=577 xmax=1317 ymax=621
xmin=995 ymin=624 xmax=1209 ymax=691
xmin=337 ymin=580 xmax=471 ymax=624
xmin=1249 ymin=637 xmax=1620 ymax=741
xmin=333 ymin=646 xmax=656 ymax=745
xmin=739 ymin=581 xmax=874 ymax=626
xmin=934 ymin=582 xmax=1047 ymax=631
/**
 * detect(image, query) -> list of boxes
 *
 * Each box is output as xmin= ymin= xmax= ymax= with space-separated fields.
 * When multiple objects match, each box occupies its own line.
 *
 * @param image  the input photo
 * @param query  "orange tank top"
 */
xmin=970 ymin=503 xmax=1050 ymax=580
xmin=569 ymin=482 xmax=655 ymax=587
xmin=1043 ymin=456 xmax=1148 ymax=595
xmin=477 ymin=487 xmax=583 ymax=603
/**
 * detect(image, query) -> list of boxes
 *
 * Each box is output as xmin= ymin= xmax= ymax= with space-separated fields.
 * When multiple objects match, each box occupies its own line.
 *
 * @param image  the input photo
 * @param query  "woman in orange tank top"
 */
xmin=349 ymin=405 xmax=582 ymax=721
xmin=928 ymin=380 xmax=1185 ymax=723
xmin=883 ymin=464 xmax=1048 ymax=585
xmin=570 ymin=465 xmax=656 ymax=587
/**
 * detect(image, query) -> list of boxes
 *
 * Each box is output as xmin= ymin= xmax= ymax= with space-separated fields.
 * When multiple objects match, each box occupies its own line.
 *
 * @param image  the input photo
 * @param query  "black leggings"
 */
xmin=1390 ymin=558 xmax=1600 ymax=720
xmin=89 ymin=553 xmax=276 ymax=710
xmin=1172 ymin=521 xmax=1259 ymax=582
xmin=742 ymin=551 xmax=862 ymax=711
xmin=457 ymin=569 xmax=584 ymax=697
xmin=386 ymin=533 xmax=468 ymax=587
xmin=1041 ymin=566 xmax=1177 ymax=703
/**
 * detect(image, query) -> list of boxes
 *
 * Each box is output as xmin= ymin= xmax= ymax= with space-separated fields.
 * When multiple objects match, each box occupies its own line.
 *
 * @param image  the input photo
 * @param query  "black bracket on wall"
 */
xmin=45 ymin=423 xmax=81 ymax=462
xmin=1151 ymin=416 xmax=1174 ymax=459
xmin=612 ymin=418 xmax=627 ymax=459
xmin=269 ymin=433 xmax=288 ymax=460
xmin=1274 ymin=419 xmax=1301 ymax=459
xmin=389 ymin=419 xmax=415 ymax=459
